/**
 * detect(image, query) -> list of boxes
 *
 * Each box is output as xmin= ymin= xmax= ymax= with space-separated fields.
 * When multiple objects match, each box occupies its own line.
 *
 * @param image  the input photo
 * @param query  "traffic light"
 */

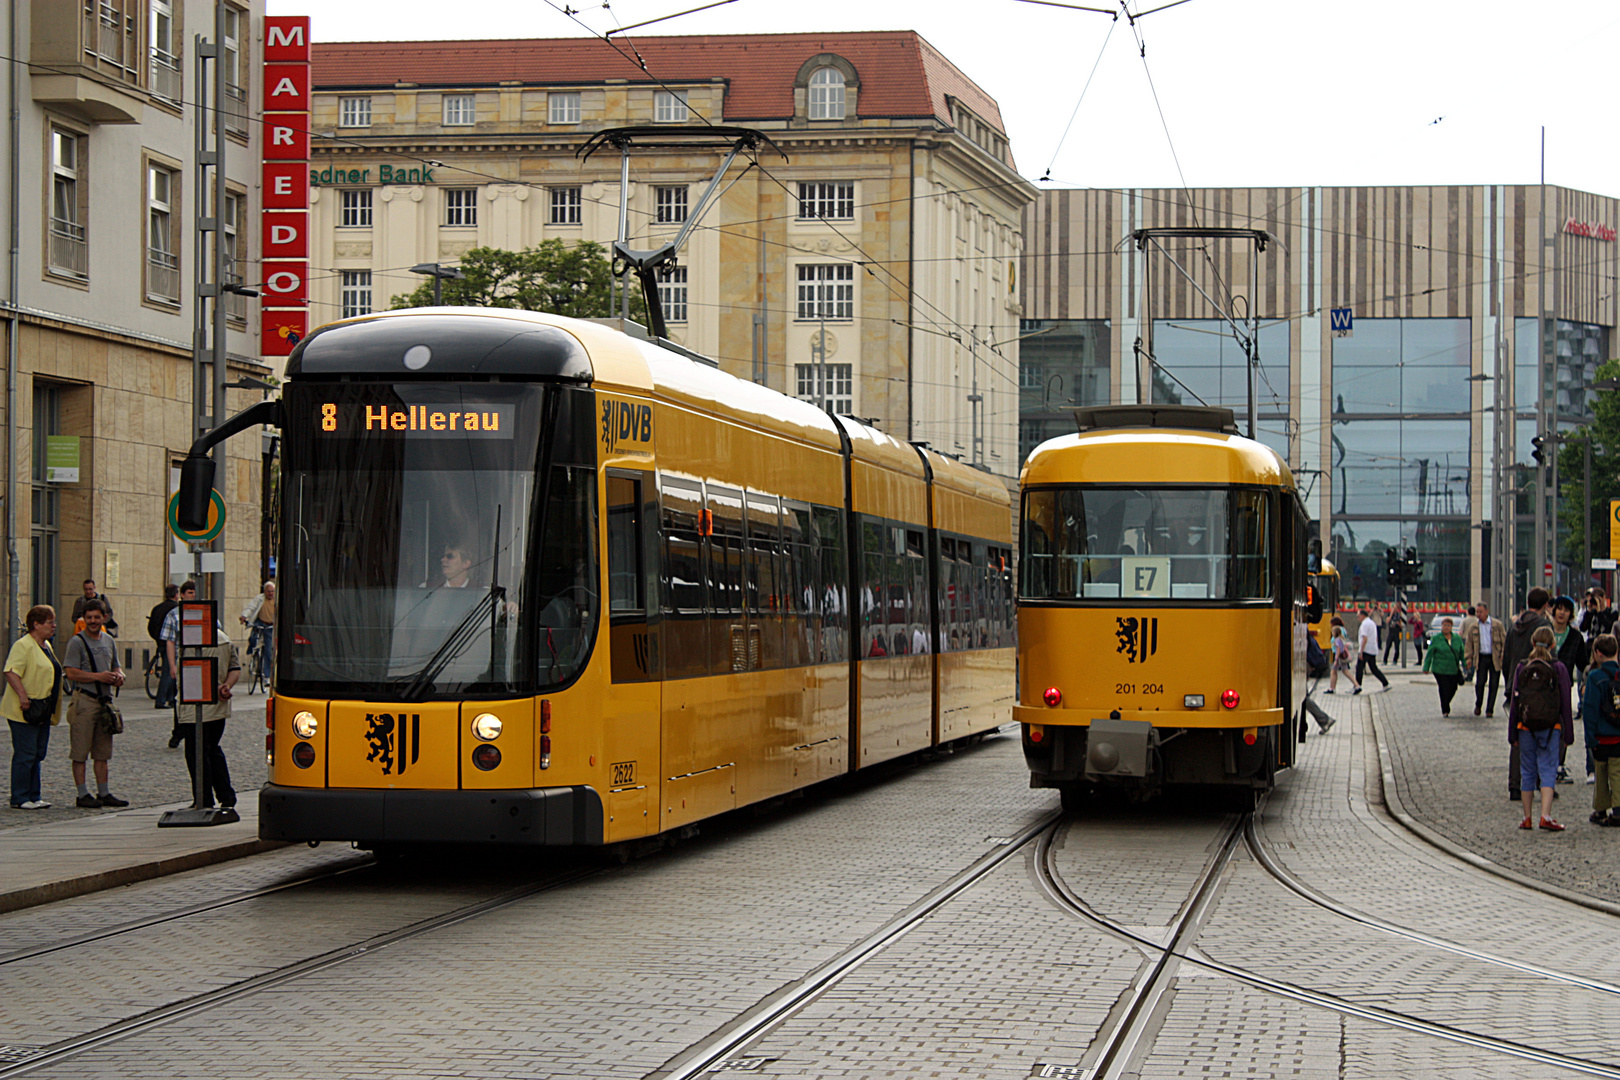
xmin=1385 ymin=547 xmax=1400 ymax=584
xmin=1532 ymin=435 xmax=1546 ymax=465
xmin=1405 ymin=546 xmax=1422 ymax=586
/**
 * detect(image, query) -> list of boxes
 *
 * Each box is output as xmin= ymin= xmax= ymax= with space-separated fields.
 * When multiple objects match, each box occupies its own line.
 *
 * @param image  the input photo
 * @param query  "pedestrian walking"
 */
xmin=1383 ymin=606 xmax=1404 ymax=665
xmin=1356 ymin=609 xmax=1391 ymax=690
xmin=1465 ymin=601 xmax=1505 ymax=718
xmin=147 ymin=584 xmax=179 ymax=710
xmin=62 ymin=600 xmax=129 ymax=809
xmin=178 ymin=625 xmax=242 ymax=813
xmin=1327 ymin=623 xmax=1360 ymax=694
xmin=4 ymin=606 xmax=65 ymax=809
xmin=1580 ymin=633 xmax=1620 ymax=826
xmin=1409 ymin=610 xmax=1427 ymax=664
xmin=1422 ymin=617 xmax=1467 ymax=716
xmin=1509 ymin=625 xmax=1572 ymax=831
xmin=1503 ymin=588 xmax=1553 ymax=801
xmin=1301 ymin=633 xmax=1336 ymax=735
xmin=1551 ymin=595 xmax=1589 ymax=784
xmin=161 ymin=581 xmax=196 ymax=748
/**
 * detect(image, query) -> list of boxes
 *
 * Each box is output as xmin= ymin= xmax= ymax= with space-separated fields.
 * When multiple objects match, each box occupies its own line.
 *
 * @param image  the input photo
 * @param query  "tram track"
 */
xmin=0 ymin=859 xmax=604 ymax=1079
xmin=1034 ymin=809 xmax=1620 ymax=1080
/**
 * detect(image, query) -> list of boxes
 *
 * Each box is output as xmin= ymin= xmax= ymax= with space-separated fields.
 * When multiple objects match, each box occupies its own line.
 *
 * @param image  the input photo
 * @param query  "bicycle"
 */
xmin=245 ymin=621 xmax=271 ymax=694
xmin=143 ymin=648 xmax=164 ymax=702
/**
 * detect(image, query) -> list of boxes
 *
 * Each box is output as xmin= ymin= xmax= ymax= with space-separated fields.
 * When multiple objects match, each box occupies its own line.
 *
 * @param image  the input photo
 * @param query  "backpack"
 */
xmin=1306 ymin=634 xmax=1329 ymax=679
xmin=1516 ymin=659 xmax=1562 ymax=731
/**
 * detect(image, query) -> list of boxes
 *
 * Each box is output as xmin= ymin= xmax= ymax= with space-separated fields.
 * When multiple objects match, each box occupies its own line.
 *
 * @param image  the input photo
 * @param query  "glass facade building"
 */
xmin=1017 ymin=319 xmax=1110 ymax=465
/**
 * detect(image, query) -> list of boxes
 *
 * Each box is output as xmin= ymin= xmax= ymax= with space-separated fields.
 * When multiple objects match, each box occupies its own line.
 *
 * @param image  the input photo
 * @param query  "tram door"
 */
xmin=603 ymin=470 xmax=661 ymax=842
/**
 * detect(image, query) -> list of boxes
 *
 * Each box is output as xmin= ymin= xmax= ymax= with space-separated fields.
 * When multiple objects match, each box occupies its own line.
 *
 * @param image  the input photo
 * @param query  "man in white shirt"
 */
xmin=1356 ymin=609 xmax=1391 ymax=691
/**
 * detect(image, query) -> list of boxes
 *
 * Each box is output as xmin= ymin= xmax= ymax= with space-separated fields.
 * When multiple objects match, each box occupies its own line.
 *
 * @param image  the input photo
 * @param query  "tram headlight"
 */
xmin=1042 ymin=686 xmax=1062 ymax=707
xmin=471 ymin=713 xmax=503 ymax=741
xmin=1220 ymin=688 xmax=1240 ymax=709
xmin=291 ymin=711 xmax=318 ymax=739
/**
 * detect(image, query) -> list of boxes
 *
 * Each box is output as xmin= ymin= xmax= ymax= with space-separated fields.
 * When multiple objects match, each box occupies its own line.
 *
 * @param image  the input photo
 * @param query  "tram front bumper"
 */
xmin=259 ymin=783 xmax=605 ymax=846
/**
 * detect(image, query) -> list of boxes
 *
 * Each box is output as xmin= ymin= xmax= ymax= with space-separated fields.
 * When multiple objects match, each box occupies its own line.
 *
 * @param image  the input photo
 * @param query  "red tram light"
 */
xmin=1220 ymin=688 xmax=1240 ymax=709
xmin=541 ymin=698 xmax=551 ymax=734
xmin=290 ymin=741 xmax=316 ymax=769
xmin=540 ymin=733 xmax=552 ymax=770
xmin=1042 ymin=687 xmax=1062 ymax=707
xmin=1028 ymin=724 xmax=1045 ymax=743
xmin=472 ymin=744 xmax=501 ymax=771
xmin=1242 ymin=727 xmax=1258 ymax=746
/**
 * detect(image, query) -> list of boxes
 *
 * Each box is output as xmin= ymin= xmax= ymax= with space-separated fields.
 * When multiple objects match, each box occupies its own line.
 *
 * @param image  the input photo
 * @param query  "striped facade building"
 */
xmin=1020 ymin=185 xmax=1620 ymax=609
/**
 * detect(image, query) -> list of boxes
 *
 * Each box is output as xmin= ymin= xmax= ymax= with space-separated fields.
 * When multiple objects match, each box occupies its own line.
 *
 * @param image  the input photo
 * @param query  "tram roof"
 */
xmin=1022 ymin=427 xmax=1295 ymax=491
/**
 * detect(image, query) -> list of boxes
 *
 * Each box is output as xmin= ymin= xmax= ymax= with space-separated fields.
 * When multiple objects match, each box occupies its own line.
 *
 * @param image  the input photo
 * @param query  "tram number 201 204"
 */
xmin=1115 ymin=683 xmax=1164 ymax=695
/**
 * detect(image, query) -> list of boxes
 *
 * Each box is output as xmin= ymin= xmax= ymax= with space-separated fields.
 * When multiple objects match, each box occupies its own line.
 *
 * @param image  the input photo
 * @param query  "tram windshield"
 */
xmin=279 ymin=382 xmax=598 ymax=697
xmin=1020 ymin=487 xmax=1272 ymax=602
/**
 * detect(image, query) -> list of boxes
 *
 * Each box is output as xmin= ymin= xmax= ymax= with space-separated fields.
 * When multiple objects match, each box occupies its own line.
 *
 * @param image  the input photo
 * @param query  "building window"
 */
xmin=796 ymin=363 xmax=853 ymax=413
xmin=797 ymin=182 xmax=854 ymax=221
xmin=340 ymin=189 xmax=373 ymax=228
xmin=339 ymin=96 xmax=372 ymax=127
xmin=340 ymin=271 xmax=373 ymax=319
xmin=808 ymin=67 xmax=845 ymax=120
xmin=444 ymin=187 xmax=477 ymax=227
xmin=1152 ymin=318 xmax=1291 ymax=460
xmin=654 ymin=89 xmax=688 ymax=123
xmin=796 ymin=264 xmax=854 ymax=320
xmin=550 ymin=186 xmax=581 ymax=225
xmin=146 ymin=163 xmax=180 ymax=304
xmin=658 ymin=266 xmax=688 ymax=323
xmin=148 ymin=0 xmax=180 ymax=103
xmin=654 ymin=186 xmax=688 ymax=224
xmin=443 ymin=93 xmax=475 ymax=126
xmin=223 ymin=190 xmax=248 ymax=322
xmin=549 ymin=92 xmax=581 ymax=124
xmin=221 ymin=5 xmax=248 ymax=138
xmin=48 ymin=127 xmax=87 ymax=279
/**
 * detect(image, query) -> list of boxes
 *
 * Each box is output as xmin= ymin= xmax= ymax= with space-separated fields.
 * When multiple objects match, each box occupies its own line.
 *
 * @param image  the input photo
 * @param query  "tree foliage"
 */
xmin=1556 ymin=357 xmax=1620 ymax=563
xmin=389 ymin=241 xmax=644 ymax=320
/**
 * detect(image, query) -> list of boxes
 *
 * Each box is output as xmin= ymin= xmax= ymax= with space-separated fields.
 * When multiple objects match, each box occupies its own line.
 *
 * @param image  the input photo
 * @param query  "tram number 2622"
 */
xmin=1115 ymin=683 xmax=1164 ymax=695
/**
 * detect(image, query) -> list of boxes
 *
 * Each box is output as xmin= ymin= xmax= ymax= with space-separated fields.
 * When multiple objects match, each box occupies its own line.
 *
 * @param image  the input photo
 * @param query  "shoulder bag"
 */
xmin=20 ymin=639 xmax=62 ymax=725
xmin=74 ymin=632 xmax=124 ymax=735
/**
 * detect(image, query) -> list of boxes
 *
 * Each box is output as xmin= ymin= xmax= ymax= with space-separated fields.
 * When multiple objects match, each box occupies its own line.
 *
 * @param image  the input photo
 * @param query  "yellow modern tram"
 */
xmin=177 ymin=308 xmax=1013 ymax=847
xmin=1015 ymin=405 xmax=1310 ymax=809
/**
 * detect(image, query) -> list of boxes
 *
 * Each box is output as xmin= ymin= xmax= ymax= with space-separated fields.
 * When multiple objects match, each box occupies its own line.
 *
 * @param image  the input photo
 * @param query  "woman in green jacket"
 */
xmin=1423 ymin=616 xmax=1468 ymax=717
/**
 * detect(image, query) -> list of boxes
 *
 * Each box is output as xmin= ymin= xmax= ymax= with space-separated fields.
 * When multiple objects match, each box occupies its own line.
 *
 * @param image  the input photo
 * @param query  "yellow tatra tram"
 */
xmin=180 ymin=308 xmax=1013 ymax=847
xmin=1016 ymin=405 xmax=1310 ymax=810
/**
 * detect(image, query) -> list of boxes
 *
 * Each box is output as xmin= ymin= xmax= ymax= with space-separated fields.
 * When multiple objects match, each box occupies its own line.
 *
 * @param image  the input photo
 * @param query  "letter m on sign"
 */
xmin=1329 ymin=307 xmax=1353 ymax=338
xmin=265 ymin=16 xmax=311 ymax=62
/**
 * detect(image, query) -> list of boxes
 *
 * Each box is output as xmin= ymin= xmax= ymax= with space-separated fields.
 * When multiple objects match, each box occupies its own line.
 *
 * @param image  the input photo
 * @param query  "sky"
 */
xmin=269 ymin=0 xmax=1620 ymax=198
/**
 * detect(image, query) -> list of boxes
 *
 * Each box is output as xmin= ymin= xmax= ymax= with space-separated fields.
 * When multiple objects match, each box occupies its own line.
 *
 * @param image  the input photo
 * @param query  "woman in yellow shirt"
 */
xmin=5 ymin=605 xmax=66 ymax=809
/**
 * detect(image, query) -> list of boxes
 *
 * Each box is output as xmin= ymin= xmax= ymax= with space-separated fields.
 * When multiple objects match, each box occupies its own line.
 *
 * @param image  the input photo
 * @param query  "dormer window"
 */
xmin=808 ymin=67 xmax=845 ymax=120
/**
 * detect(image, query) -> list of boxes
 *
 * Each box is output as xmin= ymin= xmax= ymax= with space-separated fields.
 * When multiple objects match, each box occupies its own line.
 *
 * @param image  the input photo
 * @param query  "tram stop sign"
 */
xmin=1611 ymin=500 xmax=1620 ymax=559
xmin=167 ymin=489 xmax=226 ymax=543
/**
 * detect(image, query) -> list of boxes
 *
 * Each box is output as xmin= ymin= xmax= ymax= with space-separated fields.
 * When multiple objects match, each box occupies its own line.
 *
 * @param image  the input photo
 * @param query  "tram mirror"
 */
xmin=177 ymin=455 xmax=216 ymax=532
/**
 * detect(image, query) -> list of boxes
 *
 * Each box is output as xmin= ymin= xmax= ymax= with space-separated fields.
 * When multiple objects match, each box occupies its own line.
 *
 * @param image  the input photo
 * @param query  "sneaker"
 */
xmin=1520 ymin=816 xmax=1534 ymax=829
xmin=1587 ymin=773 xmax=1597 ymax=785
xmin=1540 ymin=817 xmax=1566 ymax=831
xmin=1317 ymin=716 xmax=1336 ymax=734
xmin=1353 ymin=686 xmax=1364 ymax=695
xmin=1557 ymin=767 xmax=1574 ymax=785
xmin=1601 ymin=814 xmax=1620 ymax=827
xmin=16 ymin=800 xmax=48 ymax=810
xmin=98 ymin=793 xmax=129 ymax=808
xmin=75 ymin=793 xmax=102 ymax=809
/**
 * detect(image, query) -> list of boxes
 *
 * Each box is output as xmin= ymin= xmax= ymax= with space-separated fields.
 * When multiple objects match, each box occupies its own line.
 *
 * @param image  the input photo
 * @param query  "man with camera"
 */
xmin=62 ymin=600 xmax=128 ymax=809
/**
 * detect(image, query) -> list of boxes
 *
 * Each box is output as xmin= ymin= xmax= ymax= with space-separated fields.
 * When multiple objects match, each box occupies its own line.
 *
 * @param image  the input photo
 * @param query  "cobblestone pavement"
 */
xmin=2 ymin=689 xmax=268 ymax=823
xmin=1369 ymin=671 xmax=1620 ymax=902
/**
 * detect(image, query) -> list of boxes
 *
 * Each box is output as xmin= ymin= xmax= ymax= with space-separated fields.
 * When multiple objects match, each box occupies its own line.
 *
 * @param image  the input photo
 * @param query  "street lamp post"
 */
xmin=410 ymin=262 xmax=465 ymax=306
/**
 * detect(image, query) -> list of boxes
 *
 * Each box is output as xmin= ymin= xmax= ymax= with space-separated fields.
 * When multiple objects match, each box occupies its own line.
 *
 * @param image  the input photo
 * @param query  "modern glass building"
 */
xmin=1021 ymin=185 xmax=1620 ymax=610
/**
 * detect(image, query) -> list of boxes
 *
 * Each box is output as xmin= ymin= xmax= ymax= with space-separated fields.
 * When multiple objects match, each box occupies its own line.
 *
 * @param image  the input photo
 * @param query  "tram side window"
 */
xmin=535 ymin=465 xmax=599 ymax=688
xmin=783 ymin=502 xmax=816 ymax=667
xmin=607 ymin=474 xmax=642 ymax=612
xmin=940 ymin=536 xmax=961 ymax=653
xmin=707 ymin=486 xmax=748 ymax=673
xmin=972 ymin=542 xmax=990 ymax=648
xmin=660 ymin=477 xmax=707 ymax=680
xmin=814 ymin=506 xmax=847 ymax=662
xmin=906 ymin=529 xmax=928 ymax=654
xmin=745 ymin=493 xmax=784 ymax=670
xmin=861 ymin=519 xmax=888 ymax=657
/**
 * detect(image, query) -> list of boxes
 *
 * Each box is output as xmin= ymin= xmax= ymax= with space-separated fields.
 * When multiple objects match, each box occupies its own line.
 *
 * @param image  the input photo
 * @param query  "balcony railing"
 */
xmin=223 ymin=83 xmax=248 ymax=139
xmin=149 ymin=49 xmax=181 ymax=104
xmin=48 ymin=219 xmax=88 ymax=279
xmin=83 ymin=1 xmax=138 ymax=83
xmin=147 ymin=249 xmax=180 ymax=303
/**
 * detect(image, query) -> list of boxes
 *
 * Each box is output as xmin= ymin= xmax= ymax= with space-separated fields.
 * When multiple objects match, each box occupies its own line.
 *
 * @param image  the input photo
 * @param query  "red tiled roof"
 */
xmin=310 ymin=30 xmax=1007 ymax=134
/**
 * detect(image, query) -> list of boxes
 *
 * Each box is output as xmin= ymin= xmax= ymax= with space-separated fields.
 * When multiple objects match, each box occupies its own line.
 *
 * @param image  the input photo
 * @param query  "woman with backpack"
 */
xmin=1327 ymin=623 xmax=1360 ymax=694
xmin=1509 ymin=625 xmax=1573 ymax=831
xmin=1422 ymin=616 xmax=1467 ymax=716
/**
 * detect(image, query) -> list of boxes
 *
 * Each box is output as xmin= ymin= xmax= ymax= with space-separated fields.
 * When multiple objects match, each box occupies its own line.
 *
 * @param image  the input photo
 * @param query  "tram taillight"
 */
xmin=472 ymin=744 xmax=501 ymax=771
xmin=539 ymin=734 xmax=552 ymax=770
xmin=1220 ymin=689 xmax=1240 ymax=709
xmin=1027 ymin=724 xmax=1045 ymax=743
xmin=1042 ymin=687 xmax=1062 ymax=707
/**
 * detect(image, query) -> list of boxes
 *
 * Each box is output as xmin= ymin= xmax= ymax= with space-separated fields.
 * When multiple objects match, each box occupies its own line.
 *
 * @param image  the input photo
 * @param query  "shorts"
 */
xmin=1518 ymin=727 xmax=1560 ymax=792
xmin=67 ymin=691 xmax=113 ymax=763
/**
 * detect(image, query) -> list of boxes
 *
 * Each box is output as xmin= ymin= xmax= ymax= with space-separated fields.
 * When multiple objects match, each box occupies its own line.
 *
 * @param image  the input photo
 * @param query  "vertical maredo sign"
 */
xmin=261 ymin=16 xmax=310 ymax=357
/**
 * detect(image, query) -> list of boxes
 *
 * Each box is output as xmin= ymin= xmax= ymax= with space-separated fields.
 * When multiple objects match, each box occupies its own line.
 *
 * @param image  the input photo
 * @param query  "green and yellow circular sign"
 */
xmin=167 ymin=489 xmax=227 ymax=543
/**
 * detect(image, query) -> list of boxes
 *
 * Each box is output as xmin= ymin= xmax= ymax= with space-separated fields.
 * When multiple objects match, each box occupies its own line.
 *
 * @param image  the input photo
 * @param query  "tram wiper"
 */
xmin=396 ymin=585 xmax=506 ymax=700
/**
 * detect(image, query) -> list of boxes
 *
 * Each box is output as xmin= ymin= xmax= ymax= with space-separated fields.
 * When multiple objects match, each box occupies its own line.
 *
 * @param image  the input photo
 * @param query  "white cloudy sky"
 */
xmin=270 ymin=0 xmax=1620 ymax=197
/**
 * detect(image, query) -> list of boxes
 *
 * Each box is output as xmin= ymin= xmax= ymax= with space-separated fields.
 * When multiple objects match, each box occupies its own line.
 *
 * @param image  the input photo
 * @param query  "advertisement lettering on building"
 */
xmin=262 ymin=15 xmax=311 ymax=357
